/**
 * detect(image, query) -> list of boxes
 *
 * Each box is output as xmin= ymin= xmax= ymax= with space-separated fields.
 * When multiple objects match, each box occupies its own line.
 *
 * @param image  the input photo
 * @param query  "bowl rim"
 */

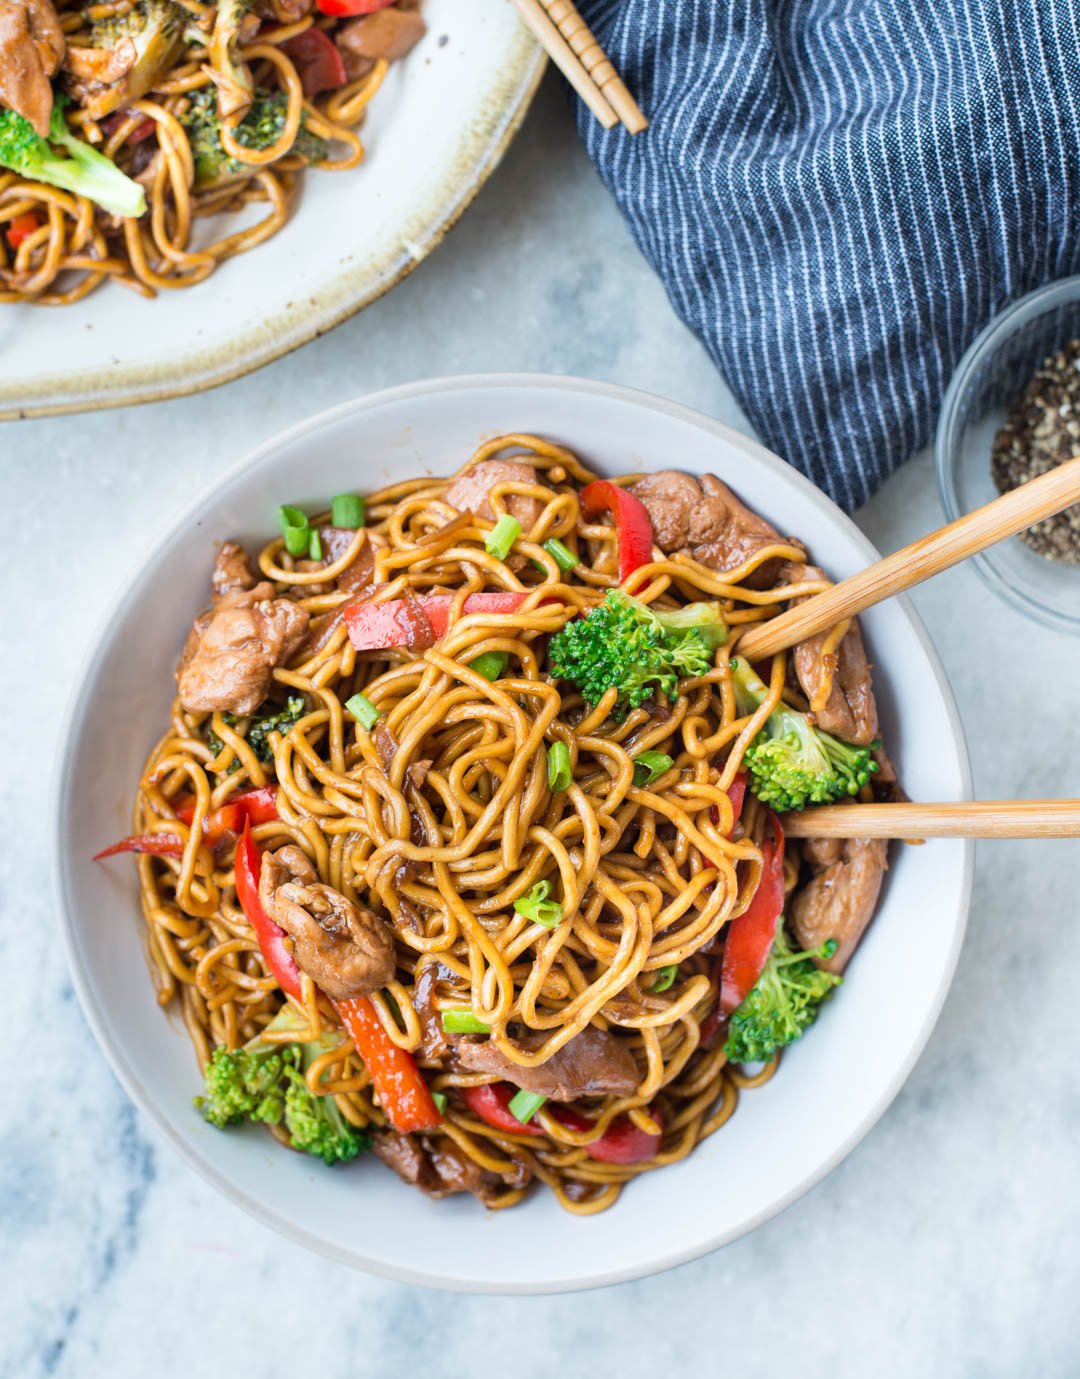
xmin=52 ymin=373 xmax=974 ymax=1293
xmin=935 ymin=274 xmax=1080 ymax=637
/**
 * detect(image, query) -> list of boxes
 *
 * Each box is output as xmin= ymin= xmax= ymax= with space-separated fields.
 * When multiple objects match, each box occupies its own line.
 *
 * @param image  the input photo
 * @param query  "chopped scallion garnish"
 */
xmin=441 ymin=1010 xmax=491 ymax=1035
xmin=513 ymin=879 xmax=564 ymax=928
xmin=542 ymin=537 xmax=578 ymax=573
xmin=508 ymin=1089 xmax=547 ymax=1125
xmin=547 ymin=740 xmax=572 ymax=792
xmin=345 ymin=692 xmax=379 ymax=730
xmin=651 ymin=965 xmax=678 ymax=992
xmin=431 ymin=1091 xmax=448 ymax=1115
xmin=633 ymin=750 xmax=674 ymax=787
xmin=485 ymin=514 xmax=521 ymax=560
xmin=279 ymin=504 xmax=310 ymax=556
xmin=308 ymin=528 xmax=323 ymax=562
xmin=469 ymin=650 xmax=509 ymax=681
xmin=331 ymin=493 xmax=366 ymax=529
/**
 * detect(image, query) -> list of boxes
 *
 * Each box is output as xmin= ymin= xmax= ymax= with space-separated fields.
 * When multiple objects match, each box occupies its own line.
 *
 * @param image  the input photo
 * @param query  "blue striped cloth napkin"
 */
xmin=572 ymin=1 xmax=1080 ymax=510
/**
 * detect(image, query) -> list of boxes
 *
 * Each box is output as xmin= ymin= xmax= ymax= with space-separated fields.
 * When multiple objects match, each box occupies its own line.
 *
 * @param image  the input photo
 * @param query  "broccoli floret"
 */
xmin=724 ymin=929 xmax=842 ymax=1064
xmin=0 ymin=100 xmax=146 ymax=218
xmin=181 ymin=86 xmax=327 ymax=185
xmin=546 ymin=589 xmax=727 ymax=717
xmin=195 ymin=1007 xmax=368 ymax=1165
xmin=207 ymin=695 xmax=305 ymax=771
xmin=731 ymin=657 xmax=877 ymax=812
xmin=71 ymin=0 xmax=185 ymax=119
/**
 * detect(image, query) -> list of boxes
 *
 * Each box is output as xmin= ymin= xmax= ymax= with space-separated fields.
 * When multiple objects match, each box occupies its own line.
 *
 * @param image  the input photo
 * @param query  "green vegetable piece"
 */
xmin=513 ymin=879 xmax=564 ymax=928
xmin=194 ymin=1006 xmax=368 ymax=1165
xmin=547 ymin=741 xmax=572 ymax=792
xmin=469 ymin=651 xmax=509 ymax=681
xmin=441 ymin=1010 xmax=491 ymax=1035
xmin=308 ymin=528 xmax=323 ymax=561
xmin=724 ymin=931 xmax=842 ymax=1064
xmin=485 ymin=514 xmax=521 ymax=560
xmin=731 ymin=658 xmax=878 ymax=812
xmin=431 ymin=1091 xmax=448 ymax=1115
xmin=508 ymin=1090 xmax=546 ymax=1124
xmin=331 ymin=494 xmax=366 ymax=529
xmin=207 ymin=696 xmax=305 ymax=771
xmin=547 ymin=589 xmax=727 ymax=718
xmin=633 ymin=750 xmax=674 ymax=787
xmin=345 ymin=693 xmax=379 ymax=730
xmin=542 ymin=537 xmax=578 ymax=573
xmin=0 ymin=99 xmax=146 ymax=218
xmin=651 ymin=965 xmax=678 ymax=992
xmin=180 ymin=85 xmax=327 ymax=185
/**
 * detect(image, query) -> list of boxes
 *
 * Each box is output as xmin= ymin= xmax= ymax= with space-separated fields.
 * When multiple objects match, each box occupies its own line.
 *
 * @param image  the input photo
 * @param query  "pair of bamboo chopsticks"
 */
xmin=730 ymin=454 xmax=1080 ymax=841
xmin=508 ymin=0 xmax=648 ymax=134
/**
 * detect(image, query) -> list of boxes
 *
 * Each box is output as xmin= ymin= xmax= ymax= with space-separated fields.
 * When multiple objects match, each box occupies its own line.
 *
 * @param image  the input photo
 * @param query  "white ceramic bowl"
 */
xmin=54 ymin=375 xmax=973 ymax=1293
xmin=0 ymin=4 xmax=543 ymax=421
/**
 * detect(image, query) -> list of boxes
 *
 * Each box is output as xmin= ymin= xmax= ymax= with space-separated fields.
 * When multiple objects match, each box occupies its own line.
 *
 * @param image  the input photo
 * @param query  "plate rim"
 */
xmin=1 ymin=40 xmax=546 ymax=423
xmin=52 ymin=372 xmax=974 ymax=1293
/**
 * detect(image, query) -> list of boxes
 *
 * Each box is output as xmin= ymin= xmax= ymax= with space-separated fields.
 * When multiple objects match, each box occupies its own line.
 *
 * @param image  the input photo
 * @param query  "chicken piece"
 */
xmin=790 ymin=836 xmax=888 ymax=974
xmin=334 ymin=4 xmax=425 ymax=80
xmin=0 ymin=0 xmax=65 ymax=136
xmin=372 ymin=1130 xmax=531 ymax=1205
xmin=442 ymin=458 xmax=547 ymax=534
xmin=631 ymin=470 xmax=802 ymax=589
xmin=257 ymin=845 xmax=395 ymax=1000
xmin=176 ymin=581 xmax=308 ymax=716
xmin=254 ymin=0 xmax=313 ymax=22
xmin=784 ymin=563 xmax=879 ymax=747
xmin=62 ymin=38 xmax=137 ymax=85
xmin=210 ymin=541 xmax=258 ymax=599
xmin=454 ymin=1026 xmax=640 ymax=1101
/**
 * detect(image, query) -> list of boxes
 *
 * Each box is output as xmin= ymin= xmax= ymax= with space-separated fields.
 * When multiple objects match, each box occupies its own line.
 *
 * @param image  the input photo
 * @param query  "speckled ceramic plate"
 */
xmin=0 ymin=6 xmax=543 ymax=422
xmin=54 ymin=376 xmax=974 ymax=1293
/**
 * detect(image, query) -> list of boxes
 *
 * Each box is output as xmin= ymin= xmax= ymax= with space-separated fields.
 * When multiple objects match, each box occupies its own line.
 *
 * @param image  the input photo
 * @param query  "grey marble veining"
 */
xmin=3 ymin=72 xmax=1079 ymax=1379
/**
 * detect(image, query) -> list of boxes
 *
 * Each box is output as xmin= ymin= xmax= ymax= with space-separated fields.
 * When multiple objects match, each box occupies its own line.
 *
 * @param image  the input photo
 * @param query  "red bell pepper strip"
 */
xmin=335 ymin=995 xmax=442 ymax=1133
xmin=316 ymin=0 xmax=395 ymax=15
xmin=6 ymin=212 xmax=41 ymax=249
xmin=234 ymin=817 xmax=304 ymax=1000
xmin=719 ymin=810 xmax=786 ymax=1016
xmin=94 ymin=833 xmax=185 ymax=860
xmin=176 ymin=785 xmax=280 ymax=846
xmin=462 ymin=1082 xmax=662 ymax=1163
xmin=579 ymin=480 xmax=655 ymax=584
xmin=710 ymin=768 xmax=748 ymax=839
xmin=100 ymin=111 xmax=156 ymax=144
xmin=344 ymin=591 xmax=528 ymax=652
xmin=280 ymin=29 xmax=347 ymax=97
xmin=460 ymin=1082 xmax=545 ymax=1136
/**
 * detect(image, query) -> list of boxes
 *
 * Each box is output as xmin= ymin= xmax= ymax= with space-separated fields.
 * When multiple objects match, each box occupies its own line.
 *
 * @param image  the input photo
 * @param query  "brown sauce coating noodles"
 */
xmin=124 ymin=434 xmax=857 ymax=1213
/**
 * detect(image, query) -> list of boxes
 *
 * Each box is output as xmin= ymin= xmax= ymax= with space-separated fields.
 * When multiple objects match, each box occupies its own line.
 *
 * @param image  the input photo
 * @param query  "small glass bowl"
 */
xmin=936 ymin=276 xmax=1080 ymax=635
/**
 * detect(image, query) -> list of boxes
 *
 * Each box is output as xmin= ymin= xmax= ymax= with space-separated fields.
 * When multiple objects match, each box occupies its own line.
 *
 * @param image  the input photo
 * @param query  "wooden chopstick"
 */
xmin=737 ymin=454 xmax=1080 ymax=662
xmin=508 ymin=0 xmax=618 ymax=129
xmin=782 ymin=800 xmax=1080 ymax=840
xmin=535 ymin=0 xmax=648 ymax=133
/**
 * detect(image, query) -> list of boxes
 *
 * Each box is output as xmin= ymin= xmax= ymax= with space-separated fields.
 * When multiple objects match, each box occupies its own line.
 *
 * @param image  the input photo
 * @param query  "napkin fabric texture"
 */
xmin=573 ymin=1 xmax=1080 ymax=510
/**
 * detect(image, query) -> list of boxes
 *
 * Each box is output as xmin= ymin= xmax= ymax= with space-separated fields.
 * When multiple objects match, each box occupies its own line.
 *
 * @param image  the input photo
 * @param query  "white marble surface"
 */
xmin=4 ymin=71 xmax=1080 ymax=1378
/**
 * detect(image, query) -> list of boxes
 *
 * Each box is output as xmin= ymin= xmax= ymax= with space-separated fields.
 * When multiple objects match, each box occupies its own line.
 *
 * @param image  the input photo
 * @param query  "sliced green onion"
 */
xmin=508 ymin=1089 xmax=546 ymax=1125
xmin=331 ymin=493 xmax=366 ymax=529
xmin=547 ymin=740 xmax=572 ymax=792
xmin=485 ymin=514 xmax=521 ymax=560
xmin=469 ymin=650 xmax=509 ymax=681
xmin=542 ymin=537 xmax=578 ymax=573
xmin=279 ymin=504 xmax=310 ymax=556
xmin=308 ymin=528 xmax=323 ymax=561
xmin=345 ymin=692 xmax=379 ymax=730
xmin=633 ymin=750 xmax=674 ymax=787
xmin=651 ymin=965 xmax=678 ymax=993
xmin=441 ymin=1010 xmax=491 ymax=1035
xmin=513 ymin=879 xmax=564 ymax=928
xmin=431 ymin=1091 xmax=448 ymax=1115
